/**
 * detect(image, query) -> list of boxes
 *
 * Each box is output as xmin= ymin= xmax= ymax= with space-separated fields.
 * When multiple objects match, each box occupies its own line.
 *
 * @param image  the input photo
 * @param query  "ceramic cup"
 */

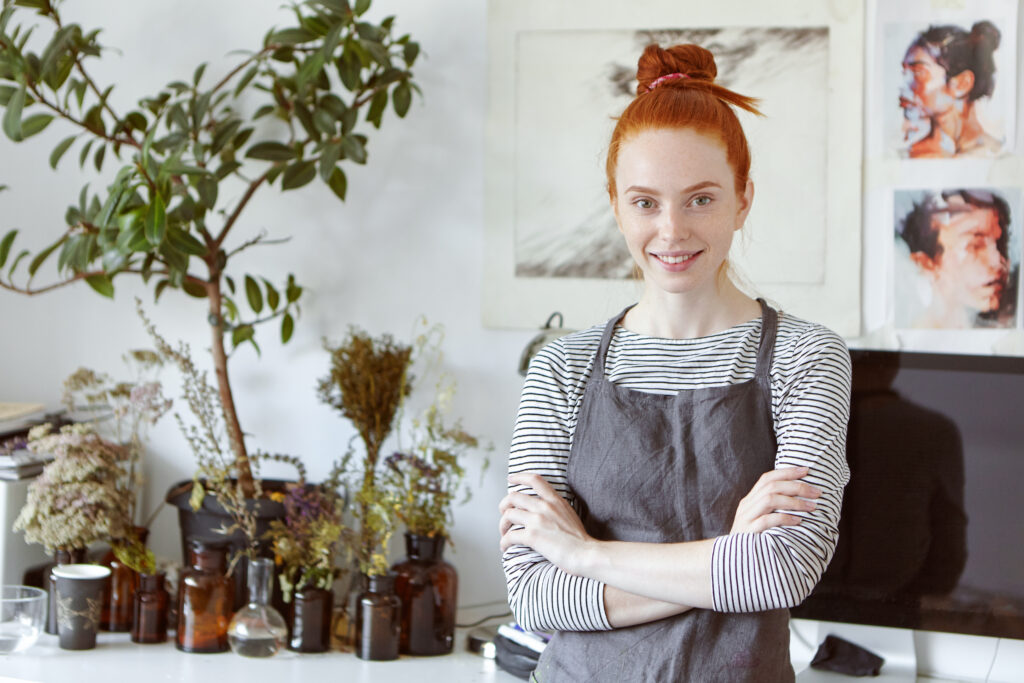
xmin=51 ymin=564 xmax=111 ymax=650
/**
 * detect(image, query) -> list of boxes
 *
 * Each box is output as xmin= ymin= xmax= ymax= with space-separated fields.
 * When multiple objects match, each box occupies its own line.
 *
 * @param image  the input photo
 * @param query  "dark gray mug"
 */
xmin=52 ymin=564 xmax=111 ymax=650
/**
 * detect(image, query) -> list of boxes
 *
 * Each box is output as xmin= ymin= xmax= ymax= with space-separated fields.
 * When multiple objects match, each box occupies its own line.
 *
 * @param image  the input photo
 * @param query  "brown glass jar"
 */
xmin=288 ymin=587 xmax=333 ymax=653
xmin=132 ymin=571 xmax=169 ymax=644
xmin=356 ymin=573 xmax=401 ymax=661
xmin=102 ymin=528 xmax=149 ymax=632
xmin=392 ymin=533 xmax=458 ymax=655
xmin=46 ymin=547 xmax=87 ymax=635
xmin=175 ymin=538 xmax=234 ymax=653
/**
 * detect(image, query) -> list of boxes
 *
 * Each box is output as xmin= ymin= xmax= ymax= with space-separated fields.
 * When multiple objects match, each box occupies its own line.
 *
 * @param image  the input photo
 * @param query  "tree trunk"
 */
xmin=207 ymin=278 xmax=255 ymax=497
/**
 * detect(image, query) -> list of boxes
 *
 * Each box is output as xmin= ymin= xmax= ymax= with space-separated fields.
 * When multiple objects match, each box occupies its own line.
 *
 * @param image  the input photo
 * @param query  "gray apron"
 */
xmin=533 ymin=300 xmax=793 ymax=682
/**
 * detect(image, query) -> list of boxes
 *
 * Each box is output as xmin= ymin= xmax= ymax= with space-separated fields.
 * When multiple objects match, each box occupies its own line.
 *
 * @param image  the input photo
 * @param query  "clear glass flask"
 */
xmin=227 ymin=557 xmax=287 ymax=657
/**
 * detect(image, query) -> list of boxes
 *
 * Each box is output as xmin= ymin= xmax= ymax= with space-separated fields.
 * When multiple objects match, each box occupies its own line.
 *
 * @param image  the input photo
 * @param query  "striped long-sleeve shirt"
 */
xmin=503 ymin=311 xmax=852 ymax=632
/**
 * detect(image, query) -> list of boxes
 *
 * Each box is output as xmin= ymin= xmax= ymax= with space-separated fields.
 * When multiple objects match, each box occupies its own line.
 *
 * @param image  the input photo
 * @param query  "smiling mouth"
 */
xmin=652 ymin=251 xmax=700 ymax=264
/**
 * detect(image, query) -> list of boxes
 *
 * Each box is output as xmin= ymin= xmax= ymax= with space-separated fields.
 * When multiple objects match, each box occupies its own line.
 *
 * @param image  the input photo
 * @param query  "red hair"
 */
xmin=606 ymin=44 xmax=762 ymax=199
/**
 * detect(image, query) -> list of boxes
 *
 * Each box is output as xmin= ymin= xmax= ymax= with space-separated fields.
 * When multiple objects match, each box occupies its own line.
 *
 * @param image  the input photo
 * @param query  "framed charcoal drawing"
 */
xmin=484 ymin=0 xmax=864 ymax=336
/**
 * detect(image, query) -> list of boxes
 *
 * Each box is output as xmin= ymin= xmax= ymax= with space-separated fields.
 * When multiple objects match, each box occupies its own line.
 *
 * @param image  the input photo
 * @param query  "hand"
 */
xmin=499 ymin=472 xmax=593 ymax=573
xmin=730 ymin=466 xmax=821 ymax=534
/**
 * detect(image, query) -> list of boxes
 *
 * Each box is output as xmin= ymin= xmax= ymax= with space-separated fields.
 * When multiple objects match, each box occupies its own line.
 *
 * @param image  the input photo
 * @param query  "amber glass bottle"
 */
xmin=288 ymin=587 xmax=333 ymax=653
xmin=132 ymin=570 xmax=169 ymax=643
xmin=102 ymin=528 xmax=149 ymax=632
xmin=176 ymin=538 xmax=234 ymax=653
xmin=356 ymin=573 xmax=401 ymax=661
xmin=392 ymin=533 xmax=458 ymax=655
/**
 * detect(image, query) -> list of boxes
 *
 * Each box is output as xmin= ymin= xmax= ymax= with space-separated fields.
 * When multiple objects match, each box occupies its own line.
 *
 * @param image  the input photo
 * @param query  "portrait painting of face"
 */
xmin=883 ymin=15 xmax=1015 ymax=159
xmin=894 ymin=188 xmax=1020 ymax=329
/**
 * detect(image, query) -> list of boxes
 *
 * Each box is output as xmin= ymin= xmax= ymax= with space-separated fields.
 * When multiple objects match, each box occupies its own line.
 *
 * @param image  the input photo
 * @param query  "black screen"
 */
xmin=790 ymin=350 xmax=1024 ymax=640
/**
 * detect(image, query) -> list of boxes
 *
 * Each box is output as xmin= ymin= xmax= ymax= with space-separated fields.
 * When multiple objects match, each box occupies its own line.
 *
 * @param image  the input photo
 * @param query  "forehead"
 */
xmin=903 ymin=46 xmax=943 ymax=70
xmin=615 ymin=127 xmax=732 ymax=185
xmin=932 ymin=204 xmax=1001 ymax=237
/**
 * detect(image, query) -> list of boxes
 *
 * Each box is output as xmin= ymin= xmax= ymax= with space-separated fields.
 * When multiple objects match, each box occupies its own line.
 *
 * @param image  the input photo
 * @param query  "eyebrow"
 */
xmin=624 ymin=181 xmax=722 ymax=194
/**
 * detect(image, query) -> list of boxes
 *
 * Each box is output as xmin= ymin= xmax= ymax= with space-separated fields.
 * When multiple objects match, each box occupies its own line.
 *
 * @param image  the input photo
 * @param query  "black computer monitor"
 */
xmin=791 ymin=349 xmax=1024 ymax=642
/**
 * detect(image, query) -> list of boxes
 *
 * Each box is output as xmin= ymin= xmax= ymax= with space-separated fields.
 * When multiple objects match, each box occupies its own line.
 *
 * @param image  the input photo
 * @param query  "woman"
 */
xmin=900 ymin=21 xmax=1002 ymax=158
xmin=499 ymin=44 xmax=851 ymax=681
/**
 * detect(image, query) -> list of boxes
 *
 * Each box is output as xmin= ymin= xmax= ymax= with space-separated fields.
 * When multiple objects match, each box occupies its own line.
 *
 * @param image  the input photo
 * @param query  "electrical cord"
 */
xmin=457 ymin=610 xmax=512 ymax=629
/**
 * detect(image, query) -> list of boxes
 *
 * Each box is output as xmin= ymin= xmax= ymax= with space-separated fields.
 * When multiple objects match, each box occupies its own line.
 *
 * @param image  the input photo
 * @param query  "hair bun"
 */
xmin=636 ymin=43 xmax=717 ymax=95
xmin=970 ymin=20 xmax=1001 ymax=52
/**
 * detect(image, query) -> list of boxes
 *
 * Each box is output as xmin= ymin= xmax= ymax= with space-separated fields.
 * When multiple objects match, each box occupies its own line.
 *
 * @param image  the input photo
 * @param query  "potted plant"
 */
xmin=264 ymin=482 xmax=351 ymax=652
xmin=60 ymin=352 xmax=171 ymax=630
xmin=0 ymin=0 xmax=421 ymax=499
xmin=384 ymin=354 xmax=489 ymax=655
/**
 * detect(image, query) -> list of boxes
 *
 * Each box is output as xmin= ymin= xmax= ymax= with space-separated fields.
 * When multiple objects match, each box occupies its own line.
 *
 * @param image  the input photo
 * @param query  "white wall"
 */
xmin=2 ymin=1 xmax=1021 ymax=679
xmin=0 ymin=0 xmax=523 ymax=608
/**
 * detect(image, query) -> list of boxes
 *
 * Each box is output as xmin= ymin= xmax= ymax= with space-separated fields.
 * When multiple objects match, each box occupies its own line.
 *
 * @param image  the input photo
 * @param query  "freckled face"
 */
xmin=930 ymin=205 xmax=1008 ymax=313
xmin=612 ymin=127 xmax=752 ymax=298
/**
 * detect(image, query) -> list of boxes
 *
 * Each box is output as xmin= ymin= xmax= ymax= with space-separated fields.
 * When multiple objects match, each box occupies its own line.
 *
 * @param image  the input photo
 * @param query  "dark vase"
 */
xmin=101 ymin=527 xmax=149 ymax=632
xmin=165 ymin=479 xmax=291 ymax=610
xmin=175 ymin=537 xmax=234 ymax=653
xmin=288 ymin=587 xmax=334 ymax=652
xmin=132 ymin=571 xmax=169 ymax=644
xmin=356 ymin=573 xmax=401 ymax=661
xmin=392 ymin=533 xmax=458 ymax=655
xmin=45 ymin=547 xmax=86 ymax=635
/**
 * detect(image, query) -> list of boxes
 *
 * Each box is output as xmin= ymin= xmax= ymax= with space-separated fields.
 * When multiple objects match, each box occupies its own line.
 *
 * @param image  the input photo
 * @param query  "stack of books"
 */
xmin=0 ymin=402 xmax=56 ymax=481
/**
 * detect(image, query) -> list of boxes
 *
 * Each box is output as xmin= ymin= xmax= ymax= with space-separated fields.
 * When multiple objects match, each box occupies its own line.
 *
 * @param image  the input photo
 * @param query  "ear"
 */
xmin=735 ymin=178 xmax=754 ymax=231
xmin=910 ymin=250 xmax=940 ymax=274
xmin=948 ymin=69 xmax=975 ymax=99
xmin=610 ymin=193 xmax=625 ymax=235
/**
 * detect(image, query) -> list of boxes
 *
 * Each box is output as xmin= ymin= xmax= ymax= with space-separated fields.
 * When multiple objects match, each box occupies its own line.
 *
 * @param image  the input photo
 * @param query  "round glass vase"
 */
xmin=131 ymin=570 xmax=169 ymax=644
xmin=356 ymin=573 xmax=401 ymax=661
xmin=288 ymin=586 xmax=333 ymax=653
xmin=227 ymin=557 xmax=287 ymax=658
xmin=392 ymin=533 xmax=458 ymax=655
xmin=175 ymin=538 xmax=234 ymax=653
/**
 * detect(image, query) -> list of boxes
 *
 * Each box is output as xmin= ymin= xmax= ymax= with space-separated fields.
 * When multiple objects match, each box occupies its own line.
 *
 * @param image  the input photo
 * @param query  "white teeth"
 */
xmin=657 ymin=253 xmax=695 ymax=264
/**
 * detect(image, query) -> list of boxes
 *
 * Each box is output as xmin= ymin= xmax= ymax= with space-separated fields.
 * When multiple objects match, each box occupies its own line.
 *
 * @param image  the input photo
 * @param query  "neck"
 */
xmin=624 ymin=276 xmax=761 ymax=338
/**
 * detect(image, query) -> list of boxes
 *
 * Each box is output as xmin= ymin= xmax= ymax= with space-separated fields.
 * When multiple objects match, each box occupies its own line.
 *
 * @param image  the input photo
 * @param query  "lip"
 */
xmin=650 ymin=250 xmax=702 ymax=272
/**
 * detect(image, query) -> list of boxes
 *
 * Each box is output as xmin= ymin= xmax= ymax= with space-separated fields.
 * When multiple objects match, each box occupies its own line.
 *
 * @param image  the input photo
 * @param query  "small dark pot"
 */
xmin=53 ymin=564 xmax=111 ymax=650
xmin=288 ymin=587 xmax=334 ymax=652
xmin=45 ymin=548 xmax=87 ymax=635
xmin=356 ymin=573 xmax=401 ymax=661
xmin=165 ymin=479 xmax=290 ymax=610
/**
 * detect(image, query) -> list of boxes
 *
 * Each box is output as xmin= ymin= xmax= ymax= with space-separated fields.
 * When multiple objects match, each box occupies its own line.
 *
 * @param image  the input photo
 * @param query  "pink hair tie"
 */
xmin=647 ymin=72 xmax=690 ymax=91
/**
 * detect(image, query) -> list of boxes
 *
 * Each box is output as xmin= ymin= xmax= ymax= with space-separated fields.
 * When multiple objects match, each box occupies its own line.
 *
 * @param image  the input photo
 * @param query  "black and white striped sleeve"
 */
xmin=502 ymin=338 xmax=612 ymax=632
xmin=711 ymin=324 xmax=852 ymax=612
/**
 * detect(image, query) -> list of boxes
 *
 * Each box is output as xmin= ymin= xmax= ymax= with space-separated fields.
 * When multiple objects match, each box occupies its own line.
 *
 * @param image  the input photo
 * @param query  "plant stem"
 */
xmin=206 ymin=273 xmax=254 ymax=497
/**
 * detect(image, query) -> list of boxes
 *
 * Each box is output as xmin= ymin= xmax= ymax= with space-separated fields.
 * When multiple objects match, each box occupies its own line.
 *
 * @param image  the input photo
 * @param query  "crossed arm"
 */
xmin=500 ymin=467 xmax=820 ymax=628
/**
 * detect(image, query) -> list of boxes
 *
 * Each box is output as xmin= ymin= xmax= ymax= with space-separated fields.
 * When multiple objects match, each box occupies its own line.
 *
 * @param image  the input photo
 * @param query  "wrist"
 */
xmin=573 ymin=537 xmax=607 ymax=577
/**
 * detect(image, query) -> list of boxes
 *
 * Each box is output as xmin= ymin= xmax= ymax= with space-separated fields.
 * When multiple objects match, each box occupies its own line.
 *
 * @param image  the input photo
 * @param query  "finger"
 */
xmin=748 ymin=493 xmax=817 ymax=516
xmin=747 ymin=512 xmax=804 ymax=533
xmin=756 ymin=480 xmax=821 ymax=501
xmin=754 ymin=466 xmax=810 ymax=488
xmin=501 ymin=507 xmax=532 ymax=529
xmin=500 ymin=528 xmax=528 ymax=552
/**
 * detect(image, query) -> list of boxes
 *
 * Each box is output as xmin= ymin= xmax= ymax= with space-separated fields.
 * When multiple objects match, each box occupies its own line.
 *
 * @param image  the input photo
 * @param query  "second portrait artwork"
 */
xmin=894 ymin=187 xmax=1020 ymax=330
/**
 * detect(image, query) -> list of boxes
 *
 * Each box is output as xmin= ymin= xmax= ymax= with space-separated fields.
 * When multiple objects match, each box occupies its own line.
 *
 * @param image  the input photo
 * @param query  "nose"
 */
xmin=658 ymin=205 xmax=691 ymax=242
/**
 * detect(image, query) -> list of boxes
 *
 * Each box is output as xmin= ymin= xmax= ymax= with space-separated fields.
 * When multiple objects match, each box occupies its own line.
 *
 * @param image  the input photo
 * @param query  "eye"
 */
xmin=691 ymin=194 xmax=712 ymax=207
xmin=632 ymin=197 xmax=655 ymax=210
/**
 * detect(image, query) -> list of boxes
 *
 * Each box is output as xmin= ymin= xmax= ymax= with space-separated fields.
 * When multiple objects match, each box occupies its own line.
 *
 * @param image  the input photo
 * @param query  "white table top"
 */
xmin=0 ymin=629 xmax=522 ymax=683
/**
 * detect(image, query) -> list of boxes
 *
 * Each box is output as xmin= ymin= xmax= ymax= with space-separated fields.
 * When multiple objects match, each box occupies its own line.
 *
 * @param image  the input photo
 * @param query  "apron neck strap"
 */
xmin=594 ymin=300 xmax=778 ymax=381
xmin=754 ymin=298 xmax=778 ymax=381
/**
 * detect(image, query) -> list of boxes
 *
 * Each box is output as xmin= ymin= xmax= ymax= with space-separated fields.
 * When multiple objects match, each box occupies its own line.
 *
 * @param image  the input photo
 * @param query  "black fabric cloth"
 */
xmin=533 ymin=301 xmax=794 ymax=682
xmin=810 ymin=634 xmax=885 ymax=676
xmin=494 ymin=633 xmax=540 ymax=681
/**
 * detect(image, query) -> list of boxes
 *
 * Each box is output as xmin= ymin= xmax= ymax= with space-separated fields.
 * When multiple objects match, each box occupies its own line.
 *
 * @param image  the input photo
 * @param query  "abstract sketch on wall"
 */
xmin=893 ymin=188 xmax=1020 ymax=330
xmin=885 ymin=20 xmax=1011 ymax=159
xmin=513 ymin=27 xmax=829 ymax=283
